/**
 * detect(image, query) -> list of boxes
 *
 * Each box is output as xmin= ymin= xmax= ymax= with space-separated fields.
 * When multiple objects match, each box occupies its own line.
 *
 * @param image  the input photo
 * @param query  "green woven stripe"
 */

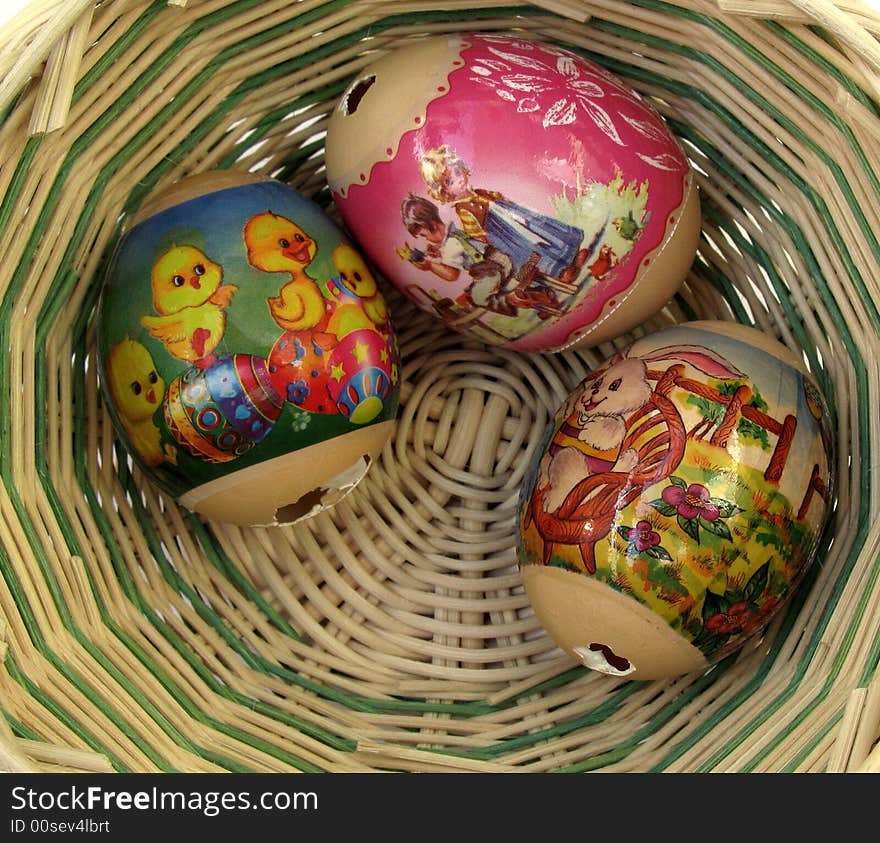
xmin=4 ymin=653 xmax=131 ymax=772
xmin=0 ymin=137 xmax=43 ymax=234
xmin=673 ymin=126 xmax=854 ymax=533
xmin=596 ymin=3 xmax=880 ymax=325
xmin=783 ymin=707 xmax=843 ymax=771
xmin=0 ymin=482 xmax=247 ymax=771
xmin=690 ymin=257 xmax=753 ymax=325
xmin=130 ymin=5 xmax=547 ymax=208
xmin=189 ymin=520 xmax=302 ymax=641
xmin=72 ymin=2 xmax=168 ymax=104
xmin=672 ymin=289 xmax=699 ymax=322
xmin=771 ymin=23 xmax=880 ymax=117
xmin=556 ymin=653 xmax=742 ymax=771
xmin=0 ymin=88 xmax=28 ymax=128
xmin=452 ymin=683 xmax=641 ymax=761
xmin=2 ymin=707 xmax=40 ymax=742
xmin=733 ymin=540 xmax=880 ymax=772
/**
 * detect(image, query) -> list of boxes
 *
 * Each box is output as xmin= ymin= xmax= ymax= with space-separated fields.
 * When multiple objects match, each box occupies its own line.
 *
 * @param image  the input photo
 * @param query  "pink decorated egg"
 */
xmin=325 ymin=32 xmax=700 ymax=352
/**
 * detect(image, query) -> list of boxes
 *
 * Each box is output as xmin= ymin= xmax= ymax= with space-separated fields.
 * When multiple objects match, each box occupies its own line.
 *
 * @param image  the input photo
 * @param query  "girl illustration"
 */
xmin=418 ymin=145 xmax=589 ymax=286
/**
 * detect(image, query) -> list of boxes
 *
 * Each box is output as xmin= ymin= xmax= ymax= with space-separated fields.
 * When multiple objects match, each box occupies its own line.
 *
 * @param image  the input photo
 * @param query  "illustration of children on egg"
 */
xmin=140 ymin=244 xmax=237 ymax=369
xmin=396 ymin=144 xmax=651 ymax=340
xmin=419 ymin=145 xmax=589 ymax=285
xmin=105 ymin=337 xmax=177 ymax=467
xmin=399 ymin=193 xmax=562 ymax=323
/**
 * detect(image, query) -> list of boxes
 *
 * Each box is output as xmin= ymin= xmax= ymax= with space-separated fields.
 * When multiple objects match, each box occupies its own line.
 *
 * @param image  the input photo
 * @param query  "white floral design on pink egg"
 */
xmin=468 ymin=39 xmax=684 ymax=169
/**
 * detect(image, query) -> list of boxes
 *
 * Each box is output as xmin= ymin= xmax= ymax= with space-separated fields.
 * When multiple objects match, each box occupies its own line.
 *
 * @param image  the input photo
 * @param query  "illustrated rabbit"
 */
xmin=537 ymin=343 xmax=746 ymax=513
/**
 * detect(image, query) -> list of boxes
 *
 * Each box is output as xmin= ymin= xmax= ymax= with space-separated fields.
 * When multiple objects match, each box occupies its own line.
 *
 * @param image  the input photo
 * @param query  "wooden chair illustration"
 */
xmin=523 ymin=366 xmax=688 ymax=575
xmin=523 ymin=363 xmax=813 ymax=575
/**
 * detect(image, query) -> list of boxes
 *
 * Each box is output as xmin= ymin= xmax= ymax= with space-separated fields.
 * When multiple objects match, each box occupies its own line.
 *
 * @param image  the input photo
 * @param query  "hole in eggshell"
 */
xmin=590 ymin=642 xmax=630 ymax=672
xmin=271 ymin=454 xmax=374 ymax=526
xmin=573 ymin=643 xmax=636 ymax=677
xmin=343 ymin=74 xmax=376 ymax=115
xmin=274 ymin=488 xmax=327 ymax=525
xmin=318 ymin=486 xmax=349 ymax=509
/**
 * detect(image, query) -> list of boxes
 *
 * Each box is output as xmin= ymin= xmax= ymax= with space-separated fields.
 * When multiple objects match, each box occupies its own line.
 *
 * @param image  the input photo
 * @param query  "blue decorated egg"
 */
xmin=165 ymin=354 xmax=283 ymax=463
xmin=97 ymin=169 xmax=400 ymax=526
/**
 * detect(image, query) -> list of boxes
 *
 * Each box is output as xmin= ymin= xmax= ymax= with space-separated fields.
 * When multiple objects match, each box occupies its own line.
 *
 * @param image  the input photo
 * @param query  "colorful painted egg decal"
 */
xmin=327 ymin=328 xmax=395 ymax=424
xmin=267 ymin=330 xmax=338 ymax=414
xmin=517 ymin=321 xmax=834 ymax=679
xmin=164 ymin=354 xmax=283 ymax=463
xmin=96 ymin=170 xmax=400 ymax=526
xmin=325 ymin=32 xmax=701 ymax=352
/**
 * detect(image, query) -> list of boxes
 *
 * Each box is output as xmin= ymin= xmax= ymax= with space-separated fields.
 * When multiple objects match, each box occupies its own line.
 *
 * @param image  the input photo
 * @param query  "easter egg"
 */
xmin=324 ymin=32 xmax=700 ymax=352
xmin=327 ymin=328 xmax=397 ymax=425
xmin=518 ymin=321 xmax=834 ymax=679
xmin=267 ymin=330 xmax=338 ymax=414
xmin=96 ymin=169 xmax=400 ymax=526
xmin=164 ymin=354 xmax=283 ymax=462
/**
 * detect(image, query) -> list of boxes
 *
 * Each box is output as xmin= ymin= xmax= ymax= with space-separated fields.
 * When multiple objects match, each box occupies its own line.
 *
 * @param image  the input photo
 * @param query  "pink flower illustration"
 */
xmin=631 ymin=520 xmax=661 ymax=552
xmin=661 ymin=482 xmax=720 ymax=522
xmin=615 ymin=521 xmax=671 ymax=561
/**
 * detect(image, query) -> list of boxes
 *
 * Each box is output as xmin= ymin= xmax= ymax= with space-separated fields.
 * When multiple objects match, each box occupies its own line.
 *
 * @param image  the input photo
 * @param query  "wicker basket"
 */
xmin=0 ymin=0 xmax=878 ymax=775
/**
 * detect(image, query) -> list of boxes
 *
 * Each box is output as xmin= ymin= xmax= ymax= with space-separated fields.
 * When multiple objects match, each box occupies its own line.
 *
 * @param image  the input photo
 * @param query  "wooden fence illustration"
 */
xmin=798 ymin=464 xmax=830 ymax=519
xmin=523 ymin=363 xmax=832 ymax=574
xmin=648 ymin=366 xmax=797 ymax=483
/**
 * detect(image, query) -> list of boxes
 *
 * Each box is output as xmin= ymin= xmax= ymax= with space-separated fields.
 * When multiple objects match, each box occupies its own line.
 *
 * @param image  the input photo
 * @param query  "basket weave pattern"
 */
xmin=0 ymin=0 xmax=878 ymax=773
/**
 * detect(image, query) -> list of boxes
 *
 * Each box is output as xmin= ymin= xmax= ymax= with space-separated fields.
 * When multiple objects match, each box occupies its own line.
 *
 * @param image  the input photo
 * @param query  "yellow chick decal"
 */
xmin=106 ymin=338 xmax=177 ymax=467
xmin=243 ymin=212 xmax=326 ymax=331
xmin=331 ymin=244 xmax=389 ymax=327
xmin=140 ymin=245 xmax=236 ymax=367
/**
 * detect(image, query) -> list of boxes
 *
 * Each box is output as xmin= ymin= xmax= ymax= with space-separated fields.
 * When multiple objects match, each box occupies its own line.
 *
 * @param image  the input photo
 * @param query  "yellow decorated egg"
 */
xmin=518 ymin=321 xmax=834 ymax=679
xmin=325 ymin=32 xmax=700 ymax=352
xmin=97 ymin=170 xmax=400 ymax=526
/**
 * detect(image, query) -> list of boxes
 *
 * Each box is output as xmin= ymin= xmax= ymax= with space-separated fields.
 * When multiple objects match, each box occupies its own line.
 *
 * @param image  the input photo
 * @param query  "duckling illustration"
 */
xmin=105 ymin=338 xmax=177 ymax=467
xmin=332 ymin=244 xmax=388 ymax=323
xmin=140 ymin=245 xmax=236 ymax=368
xmin=243 ymin=212 xmax=326 ymax=331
